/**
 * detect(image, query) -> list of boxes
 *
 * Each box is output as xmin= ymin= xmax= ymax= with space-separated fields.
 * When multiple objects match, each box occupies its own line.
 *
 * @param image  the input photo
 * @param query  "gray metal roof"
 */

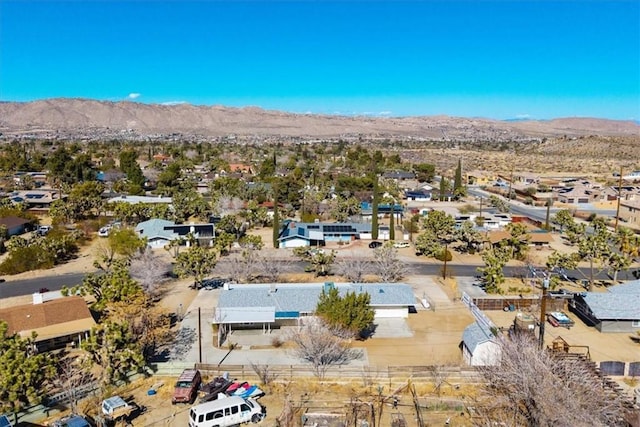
xmin=135 ymin=219 xmax=178 ymax=240
xmin=217 ymin=283 xmax=416 ymax=316
xmin=581 ymin=292 xmax=640 ymax=320
xmin=462 ymin=322 xmax=496 ymax=353
xmin=214 ymin=307 xmax=275 ymax=324
xmin=607 ymin=280 xmax=640 ymax=294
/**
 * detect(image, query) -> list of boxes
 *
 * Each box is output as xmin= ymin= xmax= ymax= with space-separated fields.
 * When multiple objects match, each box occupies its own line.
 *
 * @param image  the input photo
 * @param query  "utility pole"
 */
xmin=198 ymin=307 xmax=202 ymax=364
xmin=538 ymin=277 xmax=550 ymax=350
xmin=544 ymin=197 xmax=553 ymax=231
xmin=614 ymin=166 xmax=623 ymax=231
xmin=507 ymin=166 xmax=515 ymax=201
xmin=442 ymin=242 xmax=449 ymax=280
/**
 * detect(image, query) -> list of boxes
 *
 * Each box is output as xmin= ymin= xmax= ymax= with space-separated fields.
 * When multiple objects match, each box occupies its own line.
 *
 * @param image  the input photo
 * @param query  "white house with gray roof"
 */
xmin=277 ymin=221 xmax=373 ymax=248
xmin=213 ymin=282 xmax=417 ymax=332
xmin=461 ymin=322 xmax=501 ymax=366
xmin=569 ymin=280 xmax=640 ymax=333
xmin=135 ymin=218 xmax=215 ymax=249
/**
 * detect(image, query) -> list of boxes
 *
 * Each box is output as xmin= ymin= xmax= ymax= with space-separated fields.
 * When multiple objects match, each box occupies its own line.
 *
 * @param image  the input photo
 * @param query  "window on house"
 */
xmin=632 ymin=320 xmax=640 ymax=328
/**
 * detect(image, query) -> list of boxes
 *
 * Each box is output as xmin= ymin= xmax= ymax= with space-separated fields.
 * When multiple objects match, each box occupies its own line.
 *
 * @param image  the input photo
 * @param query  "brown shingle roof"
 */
xmin=0 ymin=296 xmax=95 ymax=340
xmin=0 ymin=216 xmax=31 ymax=229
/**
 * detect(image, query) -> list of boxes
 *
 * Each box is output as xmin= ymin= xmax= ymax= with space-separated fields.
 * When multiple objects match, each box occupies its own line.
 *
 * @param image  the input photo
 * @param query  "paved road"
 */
xmin=0 ymin=272 xmax=89 ymax=298
xmin=1 ymin=260 xmax=636 ymax=299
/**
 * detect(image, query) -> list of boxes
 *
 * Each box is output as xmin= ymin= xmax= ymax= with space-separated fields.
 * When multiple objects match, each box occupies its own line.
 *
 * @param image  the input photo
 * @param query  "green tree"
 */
xmin=371 ymin=175 xmax=380 ymax=240
xmin=107 ymin=228 xmax=147 ymax=258
xmin=577 ymin=219 xmax=612 ymax=291
xmin=438 ymin=175 xmax=449 ymax=201
xmin=272 ymin=191 xmax=280 ymax=249
xmin=477 ymin=246 xmax=511 ymax=293
xmin=453 ymin=159 xmax=465 ymax=198
xmin=78 ymin=260 xmax=145 ymax=313
xmin=552 ymin=209 xmax=575 ymax=233
xmin=0 ymin=322 xmax=56 ymax=415
xmin=455 ymin=221 xmax=483 ymax=253
xmin=309 ymin=250 xmax=337 ymax=276
xmin=315 ymin=287 xmax=375 ymax=338
xmin=239 ymin=234 xmax=264 ymax=250
xmin=504 ymin=223 xmax=531 ymax=261
xmin=173 ymin=246 xmax=218 ymax=288
xmin=82 ymin=320 xmax=146 ymax=388
xmin=413 ymin=163 xmax=435 ymax=183
xmin=119 ymin=150 xmax=145 ymax=188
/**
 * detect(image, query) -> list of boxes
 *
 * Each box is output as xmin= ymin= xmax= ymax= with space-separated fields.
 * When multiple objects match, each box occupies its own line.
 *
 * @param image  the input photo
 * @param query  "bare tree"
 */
xmin=50 ymin=355 xmax=95 ymax=414
xmin=249 ymin=361 xmax=278 ymax=386
xmin=258 ymin=256 xmax=292 ymax=282
xmin=213 ymin=249 xmax=261 ymax=283
xmin=474 ymin=334 xmax=628 ymax=426
xmin=287 ymin=318 xmax=361 ymax=380
xmin=129 ymin=249 xmax=172 ymax=298
xmin=334 ymin=256 xmax=373 ymax=283
xmin=373 ymin=246 xmax=406 ymax=282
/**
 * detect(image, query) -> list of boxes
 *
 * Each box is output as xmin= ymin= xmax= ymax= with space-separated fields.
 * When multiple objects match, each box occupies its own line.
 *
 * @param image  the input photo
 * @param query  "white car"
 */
xmin=98 ymin=226 xmax=111 ymax=237
xmin=393 ymin=241 xmax=410 ymax=248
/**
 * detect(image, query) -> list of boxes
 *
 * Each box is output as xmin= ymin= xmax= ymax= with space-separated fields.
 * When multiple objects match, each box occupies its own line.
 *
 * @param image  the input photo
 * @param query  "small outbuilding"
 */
xmin=461 ymin=322 xmax=501 ymax=366
xmin=569 ymin=280 xmax=640 ymax=333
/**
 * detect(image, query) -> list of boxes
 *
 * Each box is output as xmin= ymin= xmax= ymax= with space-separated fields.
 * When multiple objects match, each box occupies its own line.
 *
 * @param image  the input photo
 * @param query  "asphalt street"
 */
xmin=1 ymin=261 xmax=636 ymax=299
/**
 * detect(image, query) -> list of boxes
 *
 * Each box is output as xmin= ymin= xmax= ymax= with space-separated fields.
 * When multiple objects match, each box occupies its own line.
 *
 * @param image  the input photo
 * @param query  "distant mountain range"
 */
xmin=0 ymin=98 xmax=638 ymax=141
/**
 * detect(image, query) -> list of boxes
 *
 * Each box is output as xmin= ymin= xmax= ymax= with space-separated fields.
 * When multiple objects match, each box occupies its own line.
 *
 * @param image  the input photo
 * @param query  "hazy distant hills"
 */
xmin=0 ymin=98 xmax=638 ymax=141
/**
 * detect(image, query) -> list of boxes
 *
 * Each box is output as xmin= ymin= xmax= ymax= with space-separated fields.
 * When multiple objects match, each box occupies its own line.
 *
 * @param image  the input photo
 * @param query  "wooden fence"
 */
xmin=472 ymin=296 xmax=565 ymax=312
xmin=190 ymin=363 xmax=482 ymax=383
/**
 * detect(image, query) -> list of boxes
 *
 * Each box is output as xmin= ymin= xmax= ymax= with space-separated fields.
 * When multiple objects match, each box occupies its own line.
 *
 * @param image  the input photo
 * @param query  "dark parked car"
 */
xmin=369 ymin=241 xmax=383 ymax=249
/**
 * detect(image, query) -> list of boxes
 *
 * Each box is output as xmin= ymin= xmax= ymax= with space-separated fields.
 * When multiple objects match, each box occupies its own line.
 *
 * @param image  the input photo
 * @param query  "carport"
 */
xmin=213 ymin=307 xmax=276 ymax=347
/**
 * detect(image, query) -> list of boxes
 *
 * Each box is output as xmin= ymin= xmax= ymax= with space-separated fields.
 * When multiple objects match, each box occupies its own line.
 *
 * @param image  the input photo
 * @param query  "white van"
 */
xmin=188 ymin=396 xmax=263 ymax=427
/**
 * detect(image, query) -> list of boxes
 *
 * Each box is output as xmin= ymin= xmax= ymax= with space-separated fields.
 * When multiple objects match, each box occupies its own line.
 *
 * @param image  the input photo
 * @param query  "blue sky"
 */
xmin=1 ymin=1 xmax=639 ymax=120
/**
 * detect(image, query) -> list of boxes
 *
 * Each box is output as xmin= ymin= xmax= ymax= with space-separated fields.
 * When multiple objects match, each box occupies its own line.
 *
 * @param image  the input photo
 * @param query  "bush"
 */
xmin=0 ymin=245 xmax=55 ymax=274
xmin=435 ymin=248 xmax=453 ymax=262
xmin=271 ymin=336 xmax=283 ymax=348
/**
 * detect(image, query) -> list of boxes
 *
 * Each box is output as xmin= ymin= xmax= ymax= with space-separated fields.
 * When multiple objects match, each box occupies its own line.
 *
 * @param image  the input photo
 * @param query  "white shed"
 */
xmin=461 ymin=322 xmax=501 ymax=366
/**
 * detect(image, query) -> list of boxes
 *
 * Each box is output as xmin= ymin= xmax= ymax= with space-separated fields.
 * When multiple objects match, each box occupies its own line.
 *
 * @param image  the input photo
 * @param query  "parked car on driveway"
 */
xmin=369 ymin=241 xmax=383 ymax=249
xmin=393 ymin=241 xmax=410 ymax=248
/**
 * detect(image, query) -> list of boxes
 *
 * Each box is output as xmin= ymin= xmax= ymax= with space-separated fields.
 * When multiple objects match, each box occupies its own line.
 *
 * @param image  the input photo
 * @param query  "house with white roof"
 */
xmin=461 ymin=322 xmax=501 ymax=366
xmin=213 ymin=282 xmax=417 ymax=335
xmin=107 ymin=195 xmax=173 ymax=205
xmin=569 ymin=280 xmax=640 ymax=333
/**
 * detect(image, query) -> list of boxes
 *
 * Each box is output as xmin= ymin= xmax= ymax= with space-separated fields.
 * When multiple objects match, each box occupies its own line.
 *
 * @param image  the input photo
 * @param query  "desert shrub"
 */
xmin=271 ymin=336 xmax=283 ymax=348
xmin=458 ymin=204 xmax=477 ymax=214
xmin=435 ymin=248 xmax=453 ymax=262
xmin=0 ymin=245 xmax=55 ymax=274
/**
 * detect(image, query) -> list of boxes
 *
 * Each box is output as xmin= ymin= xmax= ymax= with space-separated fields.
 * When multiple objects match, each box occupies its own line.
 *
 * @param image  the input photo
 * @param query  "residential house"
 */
xmin=8 ymin=190 xmax=65 ymax=211
xmin=213 ymin=282 xmax=417 ymax=337
xmin=277 ymin=221 xmax=372 ymax=248
xmin=569 ymin=280 xmax=640 ymax=333
xmin=360 ymin=201 xmax=405 ymax=220
xmin=13 ymin=171 xmax=47 ymax=187
xmin=107 ymin=195 xmax=173 ymax=205
xmin=465 ymin=170 xmax=497 ymax=186
xmin=618 ymin=199 xmax=640 ymax=227
xmin=382 ymin=171 xmax=416 ymax=181
xmin=0 ymin=293 xmax=96 ymax=352
xmin=456 ymin=213 xmax=512 ymax=230
xmin=152 ymin=154 xmax=173 ymax=165
xmin=226 ymin=163 xmax=254 ymax=175
xmin=0 ymin=216 xmax=32 ymax=236
xmin=404 ymin=189 xmax=432 ymax=201
xmin=622 ymin=171 xmax=640 ymax=181
xmin=135 ymin=218 xmax=215 ymax=249
xmin=461 ymin=322 xmax=501 ymax=366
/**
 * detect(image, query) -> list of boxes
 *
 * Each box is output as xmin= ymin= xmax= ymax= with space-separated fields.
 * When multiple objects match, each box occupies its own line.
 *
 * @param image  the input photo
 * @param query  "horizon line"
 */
xmin=1 ymin=96 xmax=639 ymax=124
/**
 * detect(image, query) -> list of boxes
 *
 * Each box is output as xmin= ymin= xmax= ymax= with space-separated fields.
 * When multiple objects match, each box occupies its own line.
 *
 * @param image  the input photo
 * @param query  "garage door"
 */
xmin=374 ymin=308 xmax=408 ymax=318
